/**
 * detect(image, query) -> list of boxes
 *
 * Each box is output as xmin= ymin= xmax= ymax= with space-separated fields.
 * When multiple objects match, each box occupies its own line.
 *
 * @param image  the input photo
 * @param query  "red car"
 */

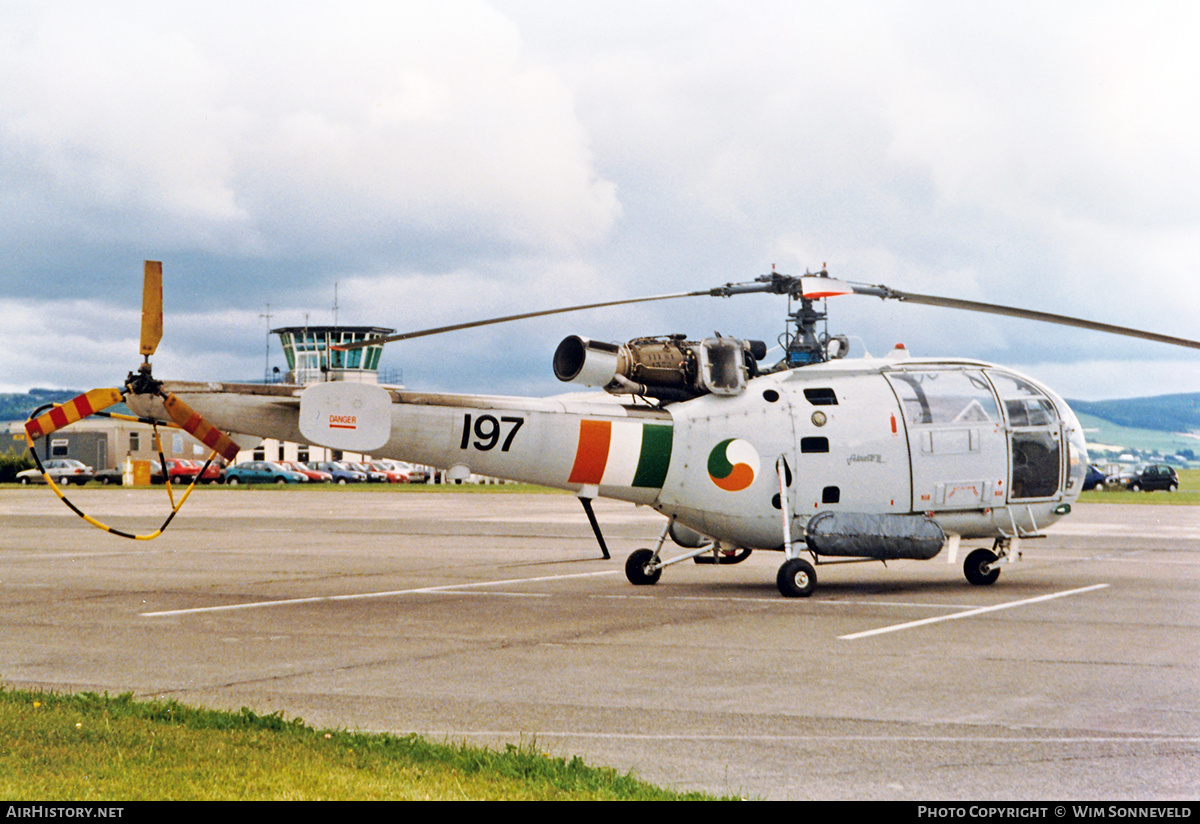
xmin=186 ymin=458 xmax=225 ymax=484
xmin=163 ymin=459 xmax=201 ymax=485
xmin=281 ymin=461 xmax=332 ymax=483
xmin=368 ymin=461 xmax=410 ymax=483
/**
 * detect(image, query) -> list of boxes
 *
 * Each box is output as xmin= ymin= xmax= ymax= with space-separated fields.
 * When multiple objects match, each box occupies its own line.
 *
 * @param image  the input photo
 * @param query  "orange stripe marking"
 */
xmin=568 ymin=419 xmax=612 ymax=485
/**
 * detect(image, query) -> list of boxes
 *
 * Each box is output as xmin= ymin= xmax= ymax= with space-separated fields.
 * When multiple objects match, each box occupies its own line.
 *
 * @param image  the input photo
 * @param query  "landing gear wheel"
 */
xmin=777 ymin=558 xmax=817 ymax=597
xmin=625 ymin=549 xmax=662 ymax=586
xmin=964 ymin=548 xmax=1000 ymax=586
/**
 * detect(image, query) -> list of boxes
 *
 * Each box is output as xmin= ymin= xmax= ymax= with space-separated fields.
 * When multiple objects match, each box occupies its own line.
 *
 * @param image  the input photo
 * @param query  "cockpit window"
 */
xmin=988 ymin=370 xmax=1063 ymax=499
xmin=987 ymin=372 xmax=1059 ymax=426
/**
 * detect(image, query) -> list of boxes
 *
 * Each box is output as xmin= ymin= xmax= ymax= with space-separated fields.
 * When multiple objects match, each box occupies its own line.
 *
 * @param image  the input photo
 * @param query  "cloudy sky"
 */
xmin=3 ymin=0 xmax=1199 ymax=401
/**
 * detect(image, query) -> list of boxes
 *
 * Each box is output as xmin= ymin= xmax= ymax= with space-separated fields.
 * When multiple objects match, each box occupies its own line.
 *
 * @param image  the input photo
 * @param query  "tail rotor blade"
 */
xmin=140 ymin=260 xmax=163 ymax=359
xmin=161 ymin=393 xmax=242 ymax=462
xmin=25 ymin=388 xmax=125 ymax=440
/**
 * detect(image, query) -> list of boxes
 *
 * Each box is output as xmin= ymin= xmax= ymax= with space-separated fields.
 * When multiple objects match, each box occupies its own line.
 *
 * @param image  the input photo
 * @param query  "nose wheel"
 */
xmin=963 ymin=547 xmax=1001 ymax=586
xmin=777 ymin=557 xmax=817 ymax=597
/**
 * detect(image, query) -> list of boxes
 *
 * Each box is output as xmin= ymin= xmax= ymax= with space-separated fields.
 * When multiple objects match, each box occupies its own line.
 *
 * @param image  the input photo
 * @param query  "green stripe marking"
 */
xmin=631 ymin=423 xmax=673 ymax=488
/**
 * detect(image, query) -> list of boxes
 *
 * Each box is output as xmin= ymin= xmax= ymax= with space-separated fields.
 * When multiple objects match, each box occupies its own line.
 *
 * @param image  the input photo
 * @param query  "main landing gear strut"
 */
xmin=624 ymin=517 xmax=751 ymax=587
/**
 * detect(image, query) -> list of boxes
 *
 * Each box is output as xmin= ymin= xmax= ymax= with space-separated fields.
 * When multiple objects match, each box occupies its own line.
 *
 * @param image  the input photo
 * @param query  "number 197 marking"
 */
xmin=459 ymin=414 xmax=524 ymax=452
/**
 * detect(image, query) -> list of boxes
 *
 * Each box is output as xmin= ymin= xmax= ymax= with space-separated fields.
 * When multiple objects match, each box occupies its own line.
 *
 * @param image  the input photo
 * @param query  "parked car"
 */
xmin=164 ymin=458 xmax=201 ymax=485
xmin=224 ymin=461 xmax=309 ymax=485
xmin=396 ymin=462 xmax=429 ymax=484
xmin=192 ymin=459 xmax=225 ymax=484
xmin=94 ymin=466 xmax=124 ymax=485
xmin=367 ymin=461 xmax=409 ymax=483
xmin=305 ymin=461 xmax=367 ymax=484
xmin=373 ymin=459 xmax=429 ymax=484
xmin=1116 ymin=464 xmax=1179 ymax=492
xmin=281 ymin=461 xmax=332 ymax=483
xmin=16 ymin=459 xmax=94 ymax=486
xmin=1082 ymin=464 xmax=1107 ymax=491
xmin=345 ymin=461 xmax=388 ymax=482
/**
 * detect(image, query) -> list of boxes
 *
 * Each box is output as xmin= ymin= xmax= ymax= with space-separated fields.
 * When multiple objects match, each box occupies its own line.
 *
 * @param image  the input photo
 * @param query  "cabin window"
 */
xmin=887 ymin=370 xmax=999 ymax=426
xmin=822 ymin=486 xmax=840 ymax=504
xmin=800 ymin=437 xmax=830 ymax=453
xmin=803 ymin=388 xmax=838 ymax=406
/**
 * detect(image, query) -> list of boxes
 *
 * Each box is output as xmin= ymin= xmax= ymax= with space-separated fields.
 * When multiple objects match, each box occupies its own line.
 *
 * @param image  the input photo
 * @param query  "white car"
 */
xmin=375 ymin=459 xmax=429 ymax=484
xmin=17 ymin=459 xmax=95 ymax=486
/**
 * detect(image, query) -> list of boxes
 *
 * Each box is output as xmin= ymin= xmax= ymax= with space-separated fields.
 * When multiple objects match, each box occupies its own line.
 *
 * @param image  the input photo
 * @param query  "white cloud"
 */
xmin=0 ymin=1 xmax=620 ymax=266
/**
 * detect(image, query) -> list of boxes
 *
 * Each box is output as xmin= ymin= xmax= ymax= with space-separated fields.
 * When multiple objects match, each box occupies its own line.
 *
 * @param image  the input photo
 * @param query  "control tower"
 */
xmin=271 ymin=326 xmax=395 ymax=385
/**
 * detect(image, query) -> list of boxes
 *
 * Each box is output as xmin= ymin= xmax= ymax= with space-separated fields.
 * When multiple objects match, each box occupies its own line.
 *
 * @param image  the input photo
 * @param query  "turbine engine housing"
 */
xmin=553 ymin=334 xmax=765 ymax=401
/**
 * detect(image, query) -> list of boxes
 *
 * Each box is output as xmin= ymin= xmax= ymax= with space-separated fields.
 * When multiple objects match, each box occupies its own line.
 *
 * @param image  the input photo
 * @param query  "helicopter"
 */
xmin=23 ymin=262 xmax=1200 ymax=597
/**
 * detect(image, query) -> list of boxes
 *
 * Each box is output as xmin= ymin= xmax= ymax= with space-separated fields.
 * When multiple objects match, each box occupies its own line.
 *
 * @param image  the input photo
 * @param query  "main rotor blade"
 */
xmin=334 ymin=289 xmax=713 ymax=350
xmin=334 ymin=268 xmax=1200 ymax=354
xmin=852 ymin=285 xmax=1200 ymax=351
xmin=140 ymin=260 xmax=163 ymax=358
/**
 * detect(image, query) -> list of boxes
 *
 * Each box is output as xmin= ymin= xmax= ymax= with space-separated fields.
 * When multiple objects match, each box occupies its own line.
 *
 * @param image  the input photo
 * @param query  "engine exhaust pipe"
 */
xmin=553 ymin=336 xmax=623 ymax=387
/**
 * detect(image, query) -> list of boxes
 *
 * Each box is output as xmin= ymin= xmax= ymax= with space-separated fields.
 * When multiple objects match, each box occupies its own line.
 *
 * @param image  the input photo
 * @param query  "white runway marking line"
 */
xmin=838 ymin=583 xmax=1110 ymax=640
xmin=139 ymin=569 xmax=620 ymax=617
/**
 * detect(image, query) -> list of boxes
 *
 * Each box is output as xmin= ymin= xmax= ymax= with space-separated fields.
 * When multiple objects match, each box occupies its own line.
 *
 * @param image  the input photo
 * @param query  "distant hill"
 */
xmin=1065 ymin=393 xmax=1200 ymax=434
xmin=0 ymin=388 xmax=83 ymax=423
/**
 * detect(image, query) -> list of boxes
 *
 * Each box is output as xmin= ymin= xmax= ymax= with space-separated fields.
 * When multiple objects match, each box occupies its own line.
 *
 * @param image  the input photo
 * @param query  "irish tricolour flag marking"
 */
xmin=568 ymin=419 xmax=673 ymax=489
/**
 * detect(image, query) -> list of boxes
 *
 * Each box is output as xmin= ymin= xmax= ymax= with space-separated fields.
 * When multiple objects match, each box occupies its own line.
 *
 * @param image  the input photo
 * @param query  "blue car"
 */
xmin=224 ymin=461 xmax=309 ymax=485
xmin=305 ymin=461 xmax=367 ymax=484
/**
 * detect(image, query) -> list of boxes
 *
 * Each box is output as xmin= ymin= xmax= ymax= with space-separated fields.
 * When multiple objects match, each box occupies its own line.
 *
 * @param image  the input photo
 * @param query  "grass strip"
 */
xmin=0 ymin=687 xmax=724 ymax=801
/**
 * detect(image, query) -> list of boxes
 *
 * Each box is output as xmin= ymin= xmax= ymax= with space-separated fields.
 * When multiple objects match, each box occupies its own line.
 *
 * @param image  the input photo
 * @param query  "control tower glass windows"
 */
xmin=271 ymin=325 xmax=394 ymax=385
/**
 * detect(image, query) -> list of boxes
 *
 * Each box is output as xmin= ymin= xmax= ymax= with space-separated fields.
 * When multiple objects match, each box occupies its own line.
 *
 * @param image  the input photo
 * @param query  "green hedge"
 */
xmin=0 ymin=446 xmax=33 ymax=482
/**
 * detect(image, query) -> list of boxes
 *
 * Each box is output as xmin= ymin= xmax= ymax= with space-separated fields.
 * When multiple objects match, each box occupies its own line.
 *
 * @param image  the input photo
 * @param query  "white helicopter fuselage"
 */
xmin=131 ymin=354 xmax=1088 ymax=555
